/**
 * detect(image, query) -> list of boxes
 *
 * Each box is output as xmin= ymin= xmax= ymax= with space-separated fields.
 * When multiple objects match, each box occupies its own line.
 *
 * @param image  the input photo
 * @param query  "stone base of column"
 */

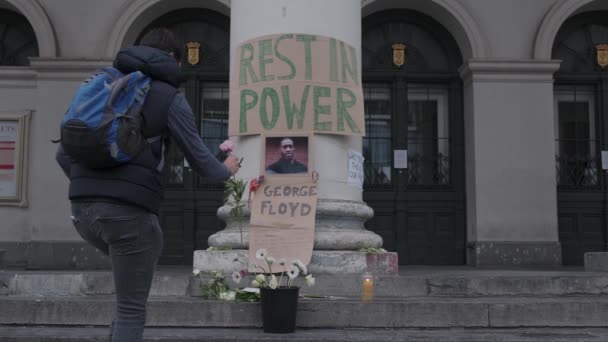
xmin=193 ymin=249 xmax=398 ymax=274
xmin=200 ymin=199 xmax=392 ymax=274
xmin=467 ymin=241 xmax=562 ymax=267
xmin=584 ymin=252 xmax=608 ymax=272
xmin=208 ymin=199 xmax=383 ymax=250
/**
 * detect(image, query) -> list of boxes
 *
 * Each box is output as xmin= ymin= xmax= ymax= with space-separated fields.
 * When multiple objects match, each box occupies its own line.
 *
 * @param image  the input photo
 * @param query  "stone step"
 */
xmin=2 ymin=295 xmax=608 ymax=328
xmin=2 ymin=327 xmax=608 ymax=342
xmin=0 ymin=270 xmax=190 ymax=297
xmin=3 ymin=268 xmax=608 ymax=298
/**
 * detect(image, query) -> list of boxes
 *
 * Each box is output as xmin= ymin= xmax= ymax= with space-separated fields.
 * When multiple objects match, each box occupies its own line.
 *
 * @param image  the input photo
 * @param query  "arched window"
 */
xmin=362 ymin=10 xmax=465 ymax=265
xmin=553 ymin=11 xmax=608 ymax=265
xmin=553 ymin=12 xmax=608 ymax=189
xmin=362 ymin=12 xmax=462 ymax=73
xmin=0 ymin=9 xmax=38 ymax=66
xmin=137 ymin=9 xmax=230 ymax=72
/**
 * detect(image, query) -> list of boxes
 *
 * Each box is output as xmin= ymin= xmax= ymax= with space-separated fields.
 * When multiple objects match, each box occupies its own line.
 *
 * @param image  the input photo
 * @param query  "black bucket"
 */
xmin=260 ymin=287 xmax=299 ymax=333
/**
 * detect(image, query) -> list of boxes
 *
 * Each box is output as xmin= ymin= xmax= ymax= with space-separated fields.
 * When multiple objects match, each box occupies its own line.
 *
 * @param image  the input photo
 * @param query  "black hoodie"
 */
xmin=60 ymin=46 xmax=180 ymax=214
xmin=57 ymin=46 xmax=230 ymax=214
xmin=113 ymin=46 xmax=182 ymax=88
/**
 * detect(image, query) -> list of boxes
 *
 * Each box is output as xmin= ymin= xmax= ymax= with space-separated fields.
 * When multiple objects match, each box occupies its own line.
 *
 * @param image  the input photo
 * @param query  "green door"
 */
xmin=362 ymin=82 xmax=465 ymax=264
xmin=553 ymin=12 xmax=608 ymax=265
xmin=137 ymin=9 xmax=230 ymax=265
xmin=554 ymin=85 xmax=607 ymax=265
xmin=361 ymin=10 xmax=466 ymax=265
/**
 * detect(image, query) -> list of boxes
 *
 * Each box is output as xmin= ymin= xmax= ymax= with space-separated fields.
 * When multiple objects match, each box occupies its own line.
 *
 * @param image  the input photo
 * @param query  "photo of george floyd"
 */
xmin=264 ymin=136 xmax=310 ymax=176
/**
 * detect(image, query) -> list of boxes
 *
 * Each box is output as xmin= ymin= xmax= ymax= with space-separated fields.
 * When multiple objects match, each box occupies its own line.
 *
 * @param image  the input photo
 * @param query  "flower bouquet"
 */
xmin=192 ymin=269 xmax=259 ymax=302
xmin=251 ymin=249 xmax=315 ymax=334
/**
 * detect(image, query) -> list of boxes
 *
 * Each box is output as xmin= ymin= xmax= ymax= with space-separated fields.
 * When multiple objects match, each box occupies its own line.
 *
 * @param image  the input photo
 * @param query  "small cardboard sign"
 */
xmin=229 ymin=33 xmax=365 ymax=137
xmin=250 ymin=178 xmax=318 ymax=228
xmin=248 ymin=177 xmax=318 ymax=272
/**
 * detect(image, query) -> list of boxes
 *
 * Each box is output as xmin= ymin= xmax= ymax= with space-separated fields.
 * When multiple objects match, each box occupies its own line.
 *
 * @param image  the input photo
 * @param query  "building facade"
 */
xmin=0 ymin=0 xmax=607 ymax=269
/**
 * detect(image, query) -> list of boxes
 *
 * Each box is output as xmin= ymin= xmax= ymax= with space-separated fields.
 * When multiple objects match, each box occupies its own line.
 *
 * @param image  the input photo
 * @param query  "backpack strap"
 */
xmin=146 ymin=135 xmax=166 ymax=172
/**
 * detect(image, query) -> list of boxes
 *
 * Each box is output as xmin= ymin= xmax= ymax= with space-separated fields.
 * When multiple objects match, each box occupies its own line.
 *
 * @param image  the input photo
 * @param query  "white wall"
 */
xmin=464 ymin=65 xmax=559 ymax=241
xmin=459 ymin=0 xmax=557 ymax=59
xmin=0 ymin=70 xmax=36 ymax=241
xmin=0 ymin=0 xmax=604 ymax=259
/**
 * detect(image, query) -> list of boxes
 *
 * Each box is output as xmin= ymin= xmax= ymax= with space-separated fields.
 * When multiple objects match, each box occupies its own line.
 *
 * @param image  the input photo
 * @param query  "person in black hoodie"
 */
xmin=56 ymin=28 xmax=240 ymax=342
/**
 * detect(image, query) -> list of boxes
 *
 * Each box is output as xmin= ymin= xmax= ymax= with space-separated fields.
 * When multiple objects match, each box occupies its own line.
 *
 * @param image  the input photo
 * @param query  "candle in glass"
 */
xmin=361 ymin=272 xmax=374 ymax=302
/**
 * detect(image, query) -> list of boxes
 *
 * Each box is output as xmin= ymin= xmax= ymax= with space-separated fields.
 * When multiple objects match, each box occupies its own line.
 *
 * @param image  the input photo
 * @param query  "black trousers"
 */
xmin=71 ymin=202 xmax=163 ymax=342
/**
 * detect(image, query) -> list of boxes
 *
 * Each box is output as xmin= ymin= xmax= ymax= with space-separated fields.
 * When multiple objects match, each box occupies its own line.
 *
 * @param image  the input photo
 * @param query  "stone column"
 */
xmin=460 ymin=60 xmax=562 ymax=266
xmin=195 ymin=0 xmax=392 ymax=274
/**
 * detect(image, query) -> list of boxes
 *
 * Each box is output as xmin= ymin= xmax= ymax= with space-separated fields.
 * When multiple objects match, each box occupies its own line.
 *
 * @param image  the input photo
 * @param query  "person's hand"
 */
xmin=224 ymin=155 xmax=240 ymax=176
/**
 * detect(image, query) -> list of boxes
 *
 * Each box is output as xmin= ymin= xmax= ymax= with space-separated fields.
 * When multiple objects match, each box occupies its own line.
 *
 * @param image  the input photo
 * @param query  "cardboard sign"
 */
xmin=248 ymin=177 xmax=318 ymax=272
xmin=248 ymin=225 xmax=314 ymax=272
xmin=250 ymin=179 xmax=318 ymax=228
xmin=229 ymin=34 xmax=365 ymax=137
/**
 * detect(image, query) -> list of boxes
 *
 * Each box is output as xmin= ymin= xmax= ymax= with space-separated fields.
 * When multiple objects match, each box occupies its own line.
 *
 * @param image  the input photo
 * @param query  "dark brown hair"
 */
xmin=139 ymin=28 xmax=182 ymax=61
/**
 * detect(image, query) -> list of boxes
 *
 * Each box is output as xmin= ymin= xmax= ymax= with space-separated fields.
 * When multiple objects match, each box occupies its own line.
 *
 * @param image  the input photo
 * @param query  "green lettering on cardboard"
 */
xmin=337 ymin=88 xmax=361 ymax=133
xmin=258 ymin=39 xmax=274 ymax=82
xmin=240 ymin=89 xmax=258 ymax=133
xmin=239 ymin=44 xmax=259 ymax=86
xmin=282 ymin=85 xmax=310 ymax=129
xmin=313 ymin=86 xmax=331 ymax=131
xmin=329 ymin=38 xmax=338 ymax=82
xmin=275 ymin=34 xmax=296 ymax=80
xmin=260 ymin=87 xmax=280 ymax=129
xmin=340 ymin=41 xmax=359 ymax=85
xmin=296 ymin=34 xmax=316 ymax=80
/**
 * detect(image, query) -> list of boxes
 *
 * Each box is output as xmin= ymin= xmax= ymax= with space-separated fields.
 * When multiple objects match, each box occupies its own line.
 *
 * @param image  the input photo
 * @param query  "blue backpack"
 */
xmin=60 ymin=67 xmax=151 ymax=169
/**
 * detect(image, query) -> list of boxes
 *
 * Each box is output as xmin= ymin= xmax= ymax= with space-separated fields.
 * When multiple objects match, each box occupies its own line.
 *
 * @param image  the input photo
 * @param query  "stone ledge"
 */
xmin=0 ymin=249 xmax=5 ymax=269
xmin=193 ymin=250 xmax=398 ymax=275
xmin=4 ymin=296 xmax=608 ymax=328
xmin=585 ymin=252 xmax=608 ymax=272
xmin=467 ymin=241 xmax=561 ymax=267
xmin=0 ymin=242 xmax=110 ymax=270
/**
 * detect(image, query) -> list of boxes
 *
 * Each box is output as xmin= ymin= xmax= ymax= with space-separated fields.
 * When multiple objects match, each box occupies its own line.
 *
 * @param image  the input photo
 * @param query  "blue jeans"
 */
xmin=71 ymin=202 xmax=163 ymax=342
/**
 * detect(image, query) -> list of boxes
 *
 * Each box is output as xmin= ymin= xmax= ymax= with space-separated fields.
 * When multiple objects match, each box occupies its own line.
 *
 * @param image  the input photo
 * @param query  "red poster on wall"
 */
xmin=0 ymin=121 xmax=17 ymax=196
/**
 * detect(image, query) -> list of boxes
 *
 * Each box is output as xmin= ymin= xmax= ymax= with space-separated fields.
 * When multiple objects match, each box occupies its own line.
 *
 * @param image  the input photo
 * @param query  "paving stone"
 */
xmin=1 ymin=327 xmax=608 ymax=342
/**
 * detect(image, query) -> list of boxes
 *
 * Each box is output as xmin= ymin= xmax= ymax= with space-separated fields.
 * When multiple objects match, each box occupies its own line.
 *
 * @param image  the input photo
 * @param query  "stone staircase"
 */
xmin=2 ymin=267 xmax=608 ymax=341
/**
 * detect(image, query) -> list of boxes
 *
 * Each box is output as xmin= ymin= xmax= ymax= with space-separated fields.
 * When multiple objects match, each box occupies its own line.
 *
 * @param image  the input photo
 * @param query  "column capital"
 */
xmin=29 ymin=58 xmax=112 ymax=81
xmin=459 ymin=59 xmax=561 ymax=85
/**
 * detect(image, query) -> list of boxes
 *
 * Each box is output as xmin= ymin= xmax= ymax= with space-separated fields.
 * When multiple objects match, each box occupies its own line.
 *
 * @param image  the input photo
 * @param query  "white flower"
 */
xmin=219 ymin=291 xmax=236 ymax=301
xmin=232 ymin=271 xmax=242 ymax=284
xmin=287 ymin=265 xmax=300 ymax=280
xmin=192 ymin=269 xmax=200 ymax=276
xmin=255 ymin=274 xmax=266 ymax=283
xmin=256 ymin=249 xmax=268 ymax=260
xmin=292 ymin=260 xmax=307 ymax=275
xmin=305 ymin=274 xmax=315 ymax=287
xmin=251 ymin=279 xmax=260 ymax=288
xmin=278 ymin=258 xmax=287 ymax=266
xmin=269 ymin=275 xmax=279 ymax=289
xmin=266 ymin=256 xmax=275 ymax=265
